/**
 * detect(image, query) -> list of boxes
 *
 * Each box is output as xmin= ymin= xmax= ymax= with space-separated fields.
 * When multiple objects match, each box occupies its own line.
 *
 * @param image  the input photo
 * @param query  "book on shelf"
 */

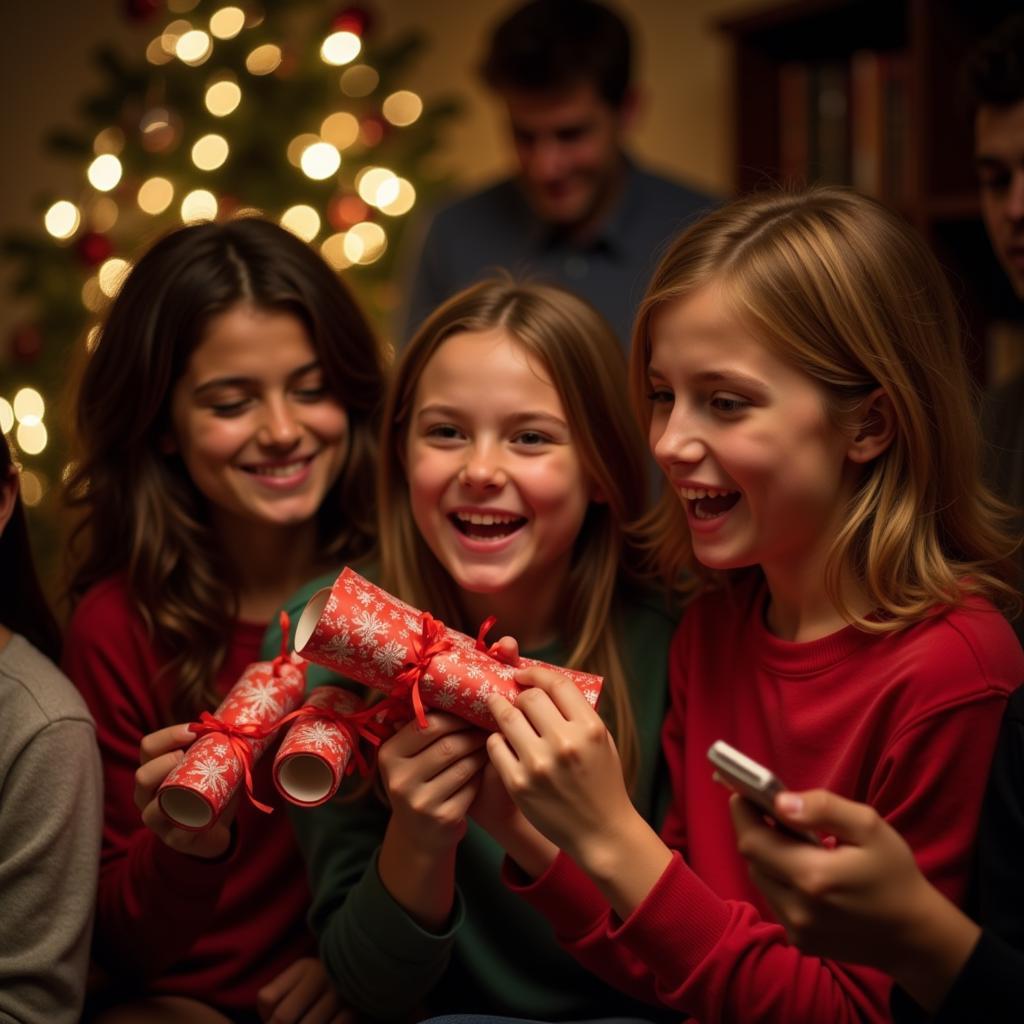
xmin=777 ymin=49 xmax=910 ymax=205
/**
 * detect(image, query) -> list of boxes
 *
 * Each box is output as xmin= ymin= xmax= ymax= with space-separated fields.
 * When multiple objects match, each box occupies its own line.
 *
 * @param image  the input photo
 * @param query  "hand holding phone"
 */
xmin=707 ymin=740 xmax=820 ymax=845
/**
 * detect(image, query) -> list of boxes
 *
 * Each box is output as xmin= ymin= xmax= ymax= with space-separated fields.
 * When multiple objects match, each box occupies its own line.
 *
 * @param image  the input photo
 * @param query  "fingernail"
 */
xmin=777 ymin=792 xmax=803 ymax=816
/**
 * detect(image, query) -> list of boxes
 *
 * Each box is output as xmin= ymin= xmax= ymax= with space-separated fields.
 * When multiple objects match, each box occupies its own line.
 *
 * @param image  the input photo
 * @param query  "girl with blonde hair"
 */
xmin=474 ymin=188 xmax=1023 ymax=1024
xmin=265 ymin=277 xmax=677 ymax=1022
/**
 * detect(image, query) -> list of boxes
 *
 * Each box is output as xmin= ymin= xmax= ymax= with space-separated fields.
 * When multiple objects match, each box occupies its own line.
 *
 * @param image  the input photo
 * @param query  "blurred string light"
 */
xmin=280 ymin=204 xmax=321 ymax=242
xmin=321 ymin=112 xmax=359 ymax=150
xmin=181 ymin=189 xmax=218 ymax=222
xmin=176 ymin=29 xmax=213 ymax=66
xmin=81 ymin=277 xmax=105 ymax=313
xmin=12 ymin=389 xmax=47 ymax=457
xmin=209 ymin=6 xmax=246 ymax=40
xmin=300 ymin=142 xmax=341 ymax=180
xmin=320 ymin=232 xmax=352 ymax=270
xmin=382 ymin=90 xmax=423 ymax=127
xmin=0 ymin=398 xmax=15 ymax=434
xmin=340 ymin=64 xmax=378 ymax=97
xmin=205 ymin=77 xmax=241 ymax=116
xmin=146 ymin=37 xmax=174 ymax=65
xmin=160 ymin=19 xmax=192 ymax=57
xmin=87 ymin=153 xmax=122 ymax=192
xmin=380 ymin=178 xmax=416 ymax=216
xmin=89 ymin=195 xmax=119 ymax=232
xmin=344 ymin=221 xmax=386 ymax=265
xmin=287 ymin=133 xmax=320 ymax=167
xmin=98 ymin=257 xmax=131 ymax=298
xmin=191 ymin=133 xmax=229 ymax=170
xmin=93 ymin=126 xmax=125 ymax=155
xmin=19 ymin=470 xmax=44 ymax=507
xmin=246 ymin=44 xmax=281 ymax=76
xmin=85 ymin=326 xmax=101 ymax=353
xmin=44 ymin=201 xmax=80 ymax=240
xmin=137 ymin=177 xmax=175 ymax=215
xmin=320 ymin=31 xmax=360 ymax=66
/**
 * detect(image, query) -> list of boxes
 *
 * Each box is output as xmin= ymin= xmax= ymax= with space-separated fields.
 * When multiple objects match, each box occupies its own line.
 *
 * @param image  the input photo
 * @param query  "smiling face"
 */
xmin=168 ymin=304 xmax=350 ymax=539
xmin=646 ymin=286 xmax=859 ymax=582
xmin=404 ymin=327 xmax=592 ymax=612
xmin=503 ymin=81 xmax=628 ymax=230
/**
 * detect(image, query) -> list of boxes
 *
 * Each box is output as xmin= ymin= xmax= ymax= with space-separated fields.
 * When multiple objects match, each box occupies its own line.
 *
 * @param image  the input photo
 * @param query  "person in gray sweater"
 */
xmin=0 ymin=432 xmax=102 ymax=1023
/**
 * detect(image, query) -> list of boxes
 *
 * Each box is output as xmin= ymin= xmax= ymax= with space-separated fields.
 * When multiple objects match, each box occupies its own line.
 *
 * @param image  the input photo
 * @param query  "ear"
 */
xmin=847 ymin=388 xmax=895 ymax=464
xmin=0 ymin=465 xmax=19 ymax=538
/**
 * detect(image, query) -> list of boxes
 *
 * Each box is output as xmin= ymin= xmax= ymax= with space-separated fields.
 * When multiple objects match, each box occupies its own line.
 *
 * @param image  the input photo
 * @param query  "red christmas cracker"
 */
xmin=273 ymin=686 xmax=394 ymax=806
xmin=158 ymin=621 xmax=307 ymax=830
xmin=293 ymin=567 xmax=603 ymax=731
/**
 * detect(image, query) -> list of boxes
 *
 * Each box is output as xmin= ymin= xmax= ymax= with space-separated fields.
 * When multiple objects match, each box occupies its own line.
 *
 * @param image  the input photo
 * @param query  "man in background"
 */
xmin=966 ymin=13 xmax=1024 ymax=639
xmin=404 ymin=0 xmax=716 ymax=347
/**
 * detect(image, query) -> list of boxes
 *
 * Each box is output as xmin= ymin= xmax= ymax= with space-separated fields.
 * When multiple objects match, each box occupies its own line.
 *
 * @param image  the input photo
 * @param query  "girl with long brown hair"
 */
xmin=264 ymin=278 xmax=677 ymax=1022
xmin=473 ymin=188 xmax=1023 ymax=1024
xmin=62 ymin=216 xmax=385 ymax=1023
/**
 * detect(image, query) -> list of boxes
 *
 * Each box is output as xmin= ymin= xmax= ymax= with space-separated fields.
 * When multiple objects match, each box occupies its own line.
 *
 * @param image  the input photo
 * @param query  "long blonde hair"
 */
xmin=381 ymin=279 xmax=652 ymax=785
xmin=631 ymin=187 xmax=1020 ymax=629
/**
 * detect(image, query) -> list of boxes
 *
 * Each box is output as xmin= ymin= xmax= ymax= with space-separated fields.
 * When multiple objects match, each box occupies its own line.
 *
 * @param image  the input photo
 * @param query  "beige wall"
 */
xmin=0 ymin=0 xmax=776 ymax=338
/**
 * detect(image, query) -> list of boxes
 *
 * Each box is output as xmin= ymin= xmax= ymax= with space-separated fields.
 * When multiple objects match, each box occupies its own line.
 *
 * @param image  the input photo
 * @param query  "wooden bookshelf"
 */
xmin=718 ymin=0 xmax=1022 ymax=383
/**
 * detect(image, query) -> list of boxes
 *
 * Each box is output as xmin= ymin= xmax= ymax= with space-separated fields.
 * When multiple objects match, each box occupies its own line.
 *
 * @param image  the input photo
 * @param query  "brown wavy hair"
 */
xmin=66 ymin=218 xmax=386 ymax=720
xmin=630 ymin=187 xmax=1021 ymax=629
xmin=379 ymin=279 xmax=654 ymax=787
xmin=1 ymin=435 xmax=61 ymax=663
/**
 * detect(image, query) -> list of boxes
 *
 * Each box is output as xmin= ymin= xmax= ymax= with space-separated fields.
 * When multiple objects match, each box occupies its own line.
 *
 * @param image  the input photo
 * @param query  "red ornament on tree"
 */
xmin=10 ymin=324 xmax=43 ymax=364
xmin=332 ymin=6 xmax=373 ymax=37
xmin=123 ymin=0 xmax=162 ymax=23
xmin=75 ymin=232 xmax=114 ymax=268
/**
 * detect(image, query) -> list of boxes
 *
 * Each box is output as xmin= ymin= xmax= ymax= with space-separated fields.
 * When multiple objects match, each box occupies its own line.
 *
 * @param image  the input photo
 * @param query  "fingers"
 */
xmin=730 ymin=794 xmax=825 ymax=884
xmin=256 ymin=956 xmax=341 ymax=1024
xmin=492 ymin=635 xmax=520 ymax=666
xmin=139 ymin=723 xmax=194 ymax=765
xmin=513 ymin=666 xmax=591 ymax=719
xmin=383 ymin=712 xmax=479 ymax=759
xmin=772 ymin=789 xmax=882 ymax=845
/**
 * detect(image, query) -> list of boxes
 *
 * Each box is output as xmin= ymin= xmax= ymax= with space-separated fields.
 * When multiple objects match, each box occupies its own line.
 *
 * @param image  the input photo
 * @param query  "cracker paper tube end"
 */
xmin=159 ymin=787 xmax=214 ymax=830
xmin=295 ymin=588 xmax=331 ymax=654
xmin=276 ymin=754 xmax=334 ymax=805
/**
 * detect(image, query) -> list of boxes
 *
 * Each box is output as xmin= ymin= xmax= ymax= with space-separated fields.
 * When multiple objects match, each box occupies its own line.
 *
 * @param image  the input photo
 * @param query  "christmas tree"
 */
xmin=1 ymin=0 xmax=456 ymax=532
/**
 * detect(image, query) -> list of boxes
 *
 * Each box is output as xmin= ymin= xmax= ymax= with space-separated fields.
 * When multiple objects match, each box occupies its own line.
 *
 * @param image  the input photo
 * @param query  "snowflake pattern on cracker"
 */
xmin=294 ymin=567 xmax=603 ymax=731
xmin=158 ymin=654 xmax=308 ymax=830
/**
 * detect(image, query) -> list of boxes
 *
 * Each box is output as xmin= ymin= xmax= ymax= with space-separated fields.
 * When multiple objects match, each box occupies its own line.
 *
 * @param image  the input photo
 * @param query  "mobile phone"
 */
xmin=707 ymin=740 xmax=820 ymax=845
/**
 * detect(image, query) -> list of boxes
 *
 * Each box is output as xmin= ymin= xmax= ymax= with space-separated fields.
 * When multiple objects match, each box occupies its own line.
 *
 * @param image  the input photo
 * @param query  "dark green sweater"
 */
xmin=262 ymin=571 xmax=678 ymax=1023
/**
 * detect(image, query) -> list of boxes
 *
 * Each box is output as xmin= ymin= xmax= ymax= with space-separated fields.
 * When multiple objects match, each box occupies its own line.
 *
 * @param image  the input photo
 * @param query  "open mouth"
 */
xmin=450 ymin=511 xmax=527 ymax=540
xmin=679 ymin=486 xmax=741 ymax=521
xmin=240 ymin=454 xmax=314 ymax=478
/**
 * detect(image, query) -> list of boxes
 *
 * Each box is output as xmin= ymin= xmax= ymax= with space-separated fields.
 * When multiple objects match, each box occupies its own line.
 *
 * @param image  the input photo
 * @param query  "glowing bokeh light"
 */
xmin=98 ymin=258 xmax=131 ymax=298
xmin=13 ymin=388 xmax=44 ymax=423
xmin=320 ymin=31 xmax=360 ymax=66
xmin=321 ymin=111 xmax=360 ymax=150
xmin=343 ymin=221 xmax=387 ymax=265
xmin=90 ymin=196 xmax=119 ymax=233
xmin=44 ymin=201 xmax=81 ymax=240
xmin=16 ymin=421 xmax=47 ymax=456
xmin=160 ymin=19 xmax=192 ymax=56
xmin=320 ymin=232 xmax=353 ymax=270
xmin=87 ymin=153 xmax=123 ymax=192
xmin=0 ymin=399 xmax=13 ymax=434
xmin=93 ymin=126 xmax=125 ymax=155
xmin=382 ymin=90 xmax=423 ymax=127
xmin=176 ymin=29 xmax=213 ymax=65
xmin=356 ymin=166 xmax=397 ymax=206
xmin=340 ymin=64 xmax=378 ymax=97
xmin=286 ymin=133 xmax=320 ymax=167
xmin=209 ymin=6 xmax=245 ymax=38
xmin=181 ymin=189 xmax=219 ymax=222
xmin=246 ymin=44 xmax=282 ymax=75
xmin=300 ymin=142 xmax=341 ymax=180
xmin=85 ymin=326 xmax=101 ymax=353
xmin=137 ymin=177 xmax=175 ymax=215
xmin=280 ymin=205 xmax=321 ymax=242
xmin=147 ymin=37 xmax=173 ymax=64
xmin=19 ymin=470 xmax=44 ymax=507
xmin=205 ymin=78 xmax=241 ymax=116
xmin=192 ymin=133 xmax=229 ymax=170
xmin=379 ymin=178 xmax=416 ymax=217
xmin=81 ymin=277 xmax=105 ymax=313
